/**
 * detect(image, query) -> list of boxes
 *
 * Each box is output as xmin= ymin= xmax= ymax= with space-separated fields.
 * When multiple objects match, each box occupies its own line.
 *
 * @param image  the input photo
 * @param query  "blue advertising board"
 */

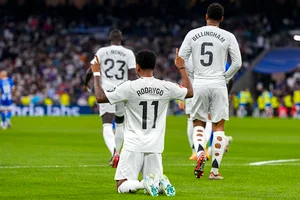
xmin=11 ymin=104 xmax=93 ymax=116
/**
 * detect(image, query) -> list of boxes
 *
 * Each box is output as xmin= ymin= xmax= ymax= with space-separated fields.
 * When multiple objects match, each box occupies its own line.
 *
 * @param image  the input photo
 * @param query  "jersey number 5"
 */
xmin=200 ymin=42 xmax=213 ymax=67
xmin=139 ymin=101 xmax=158 ymax=129
xmin=104 ymin=59 xmax=126 ymax=80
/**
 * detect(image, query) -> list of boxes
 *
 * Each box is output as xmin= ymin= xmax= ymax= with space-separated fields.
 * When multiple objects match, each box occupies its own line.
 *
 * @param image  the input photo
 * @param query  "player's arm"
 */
xmin=227 ymin=79 xmax=233 ymax=93
xmin=127 ymin=50 xmax=138 ymax=80
xmin=224 ymin=35 xmax=242 ymax=83
xmin=83 ymin=68 xmax=93 ymax=93
xmin=174 ymin=48 xmax=193 ymax=98
xmin=91 ymin=56 xmax=109 ymax=103
xmin=178 ymin=32 xmax=192 ymax=63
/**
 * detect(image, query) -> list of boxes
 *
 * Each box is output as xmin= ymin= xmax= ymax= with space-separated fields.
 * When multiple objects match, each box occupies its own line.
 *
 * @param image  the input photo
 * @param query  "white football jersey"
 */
xmin=179 ymin=25 xmax=242 ymax=87
xmin=91 ymin=45 xmax=136 ymax=90
xmin=105 ymin=77 xmax=187 ymax=153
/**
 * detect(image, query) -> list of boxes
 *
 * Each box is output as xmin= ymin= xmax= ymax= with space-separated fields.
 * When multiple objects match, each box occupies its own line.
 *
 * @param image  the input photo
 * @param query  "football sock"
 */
xmin=102 ymin=123 xmax=116 ymax=156
xmin=115 ymin=123 xmax=124 ymax=153
xmin=204 ymin=121 xmax=212 ymax=146
xmin=6 ymin=111 xmax=12 ymax=120
xmin=193 ymin=126 xmax=206 ymax=158
xmin=1 ymin=112 xmax=6 ymax=125
xmin=187 ymin=117 xmax=194 ymax=152
xmin=211 ymin=131 xmax=226 ymax=175
xmin=117 ymin=180 xmax=144 ymax=193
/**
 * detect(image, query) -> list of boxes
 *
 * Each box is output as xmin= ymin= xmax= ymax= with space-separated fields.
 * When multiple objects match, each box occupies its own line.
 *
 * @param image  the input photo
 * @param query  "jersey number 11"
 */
xmin=139 ymin=101 xmax=159 ymax=129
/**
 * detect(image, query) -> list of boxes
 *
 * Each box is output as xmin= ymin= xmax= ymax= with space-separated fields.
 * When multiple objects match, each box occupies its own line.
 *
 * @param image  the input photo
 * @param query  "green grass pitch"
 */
xmin=0 ymin=116 xmax=300 ymax=199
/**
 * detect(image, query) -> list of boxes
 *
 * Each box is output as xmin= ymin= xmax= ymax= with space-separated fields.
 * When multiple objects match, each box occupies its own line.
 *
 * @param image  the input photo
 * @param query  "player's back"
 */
xmin=119 ymin=77 xmax=186 ymax=153
xmin=0 ymin=78 xmax=14 ymax=104
xmin=94 ymin=45 xmax=136 ymax=90
xmin=187 ymin=26 xmax=235 ymax=86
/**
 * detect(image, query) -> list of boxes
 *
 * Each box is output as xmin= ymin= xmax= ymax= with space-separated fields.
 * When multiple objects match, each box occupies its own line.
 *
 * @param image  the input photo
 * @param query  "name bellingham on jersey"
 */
xmin=192 ymin=31 xmax=225 ymax=43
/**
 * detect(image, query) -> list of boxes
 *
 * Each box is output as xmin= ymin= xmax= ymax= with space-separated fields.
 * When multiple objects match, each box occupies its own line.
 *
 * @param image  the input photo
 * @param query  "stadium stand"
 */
xmin=0 ymin=0 xmax=299 ymax=117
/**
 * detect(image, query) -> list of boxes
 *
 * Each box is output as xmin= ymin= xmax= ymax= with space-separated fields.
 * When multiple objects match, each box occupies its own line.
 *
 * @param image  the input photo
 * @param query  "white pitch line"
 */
xmin=0 ymin=164 xmax=108 ymax=169
xmin=1 ymin=161 xmax=300 ymax=169
xmin=0 ymin=163 xmax=234 ymax=169
xmin=249 ymin=159 xmax=300 ymax=166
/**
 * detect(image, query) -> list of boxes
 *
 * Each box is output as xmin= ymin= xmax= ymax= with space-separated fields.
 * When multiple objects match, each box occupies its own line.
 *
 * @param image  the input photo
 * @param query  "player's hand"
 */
xmin=174 ymin=48 xmax=185 ymax=69
xmin=83 ymin=85 xmax=91 ymax=94
xmin=91 ymin=55 xmax=101 ymax=73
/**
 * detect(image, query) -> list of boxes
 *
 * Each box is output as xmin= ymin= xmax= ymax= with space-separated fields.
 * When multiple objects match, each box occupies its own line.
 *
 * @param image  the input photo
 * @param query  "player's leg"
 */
xmin=185 ymin=98 xmax=196 ymax=160
xmin=210 ymin=120 xmax=226 ymax=180
xmin=143 ymin=153 xmax=175 ymax=196
xmin=6 ymin=110 xmax=12 ymax=126
xmin=115 ymin=103 xmax=125 ymax=153
xmin=209 ymin=87 xmax=229 ymax=180
xmin=99 ymin=103 xmax=118 ymax=166
xmin=191 ymin=87 xmax=209 ymax=178
xmin=0 ymin=108 xmax=7 ymax=130
xmin=193 ymin=119 xmax=207 ymax=178
xmin=204 ymin=119 xmax=212 ymax=160
xmin=6 ymin=107 xmax=12 ymax=127
xmin=115 ymin=150 xmax=144 ymax=193
xmin=187 ymin=114 xmax=196 ymax=160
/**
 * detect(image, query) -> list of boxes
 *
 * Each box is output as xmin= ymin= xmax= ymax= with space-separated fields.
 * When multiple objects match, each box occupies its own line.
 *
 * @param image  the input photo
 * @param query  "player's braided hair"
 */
xmin=207 ymin=3 xmax=224 ymax=21
xmin=136 ymin=49 xmax=156 ymax=70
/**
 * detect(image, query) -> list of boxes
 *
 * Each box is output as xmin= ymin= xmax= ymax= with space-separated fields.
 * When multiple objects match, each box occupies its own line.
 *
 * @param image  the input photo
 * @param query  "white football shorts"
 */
xmin=114 ymin=149 xmax=163 ymax=181
xmin=98 ymin=102 xmax=124 ymax=117
xmin=191 ymin=86 xmax=229 ymax=123
xmin=0 ymin=105 xmax=13 ymax=111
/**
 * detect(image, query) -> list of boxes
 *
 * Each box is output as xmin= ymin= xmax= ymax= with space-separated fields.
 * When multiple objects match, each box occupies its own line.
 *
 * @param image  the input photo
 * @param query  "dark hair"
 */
xmin=207 ymin=3 xmax=224 ymax=21
xmin=136 ymin=49 xmax=156 ymax=70
xmin=109 ymin=29 xmax=122 ymax=42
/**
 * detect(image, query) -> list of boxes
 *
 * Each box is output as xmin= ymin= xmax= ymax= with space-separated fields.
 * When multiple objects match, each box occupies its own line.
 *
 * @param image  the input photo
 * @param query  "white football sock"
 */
xmin=187 ymin=118 xmax=195 ymax=153
xmin=193 ymin=126 xmax=206 ymax=157
xmin=102 ymin=123 xmax=116 ymax=156
xmin=204 ymin=121 xmax=212 ymax=147
xmin=211 ymin=131 xmax=226 ymax=175
xmin=117 ymin=180 xmax=144 ymax=193
xmin=115 ymin=123 xmax=124 ymax=153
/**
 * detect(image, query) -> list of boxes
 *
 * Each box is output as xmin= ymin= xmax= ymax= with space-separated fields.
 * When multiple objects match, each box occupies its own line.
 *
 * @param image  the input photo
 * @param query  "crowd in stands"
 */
xmin=231 ymin=67 xmax=300 ymax=118
xmin=0 ymin=1 xmax=299 ymax=113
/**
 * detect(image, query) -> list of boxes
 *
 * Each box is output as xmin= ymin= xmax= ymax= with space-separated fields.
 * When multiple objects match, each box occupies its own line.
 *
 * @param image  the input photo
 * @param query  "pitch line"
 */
xmin=249 ymin=159 xmax=300 ymax=166
xmin=1 ymin=161 xmax=300 ymax=169
xmin=0 ymin=164 xmax=108 ymax=169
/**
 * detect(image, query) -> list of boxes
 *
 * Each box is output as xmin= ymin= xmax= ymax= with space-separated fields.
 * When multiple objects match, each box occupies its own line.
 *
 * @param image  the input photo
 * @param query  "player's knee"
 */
xmin=115 ymin=116 xmax=124 ymax=124
xmin=217 ymin=136 xmax=223 ymax=141
xmin=215 ymin=153 xmax=220 ymax=156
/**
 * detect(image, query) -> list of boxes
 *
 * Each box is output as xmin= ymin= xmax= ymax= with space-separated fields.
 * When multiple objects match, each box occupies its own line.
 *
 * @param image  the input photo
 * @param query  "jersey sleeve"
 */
xmin=105 ymin=81 xmax=130 ymax=104
xmin=224 ymin=34 xmax=242 ymax=83
xmin=178 ymin=31 xmax=192 ymax=63
xmin=166 ymin=81 xmax=188 ymax=101
xmin=127 ymin=50 xmax=136 ymax=69
xmin=90 ymin=49 xmax=102 ymax=65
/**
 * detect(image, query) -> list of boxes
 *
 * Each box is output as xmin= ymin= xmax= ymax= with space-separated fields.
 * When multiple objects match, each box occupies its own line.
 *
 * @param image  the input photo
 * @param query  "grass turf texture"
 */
xmin=0 ymin=116 xmax=300 ymax=199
